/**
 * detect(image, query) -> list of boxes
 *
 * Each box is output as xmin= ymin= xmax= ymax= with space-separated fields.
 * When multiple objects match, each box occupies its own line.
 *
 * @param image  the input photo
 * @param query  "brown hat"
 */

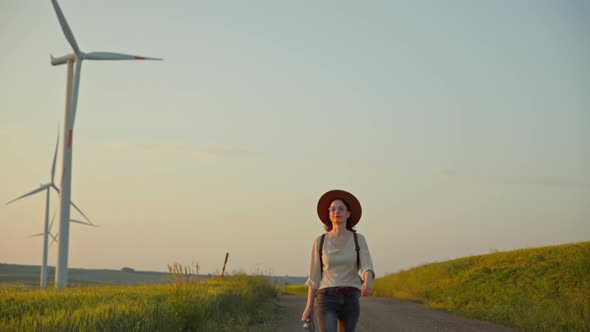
xmin=317 ymin=189 xmax=362 ymax=227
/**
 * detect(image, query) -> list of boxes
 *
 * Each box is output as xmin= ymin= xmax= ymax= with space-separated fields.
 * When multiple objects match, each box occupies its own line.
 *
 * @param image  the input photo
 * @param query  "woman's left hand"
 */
xmin=361 ymin=282 xmax=372 ymax=296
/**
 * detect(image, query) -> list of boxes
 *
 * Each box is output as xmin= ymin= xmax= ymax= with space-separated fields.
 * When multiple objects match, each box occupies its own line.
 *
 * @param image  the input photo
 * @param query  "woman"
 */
xmin=302 ymin=189 xmax=375 ymax=332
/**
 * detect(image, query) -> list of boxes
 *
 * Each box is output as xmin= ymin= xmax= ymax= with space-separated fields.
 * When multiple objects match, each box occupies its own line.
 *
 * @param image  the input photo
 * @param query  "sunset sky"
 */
xmin=1 ymin=0 xmax=588 ymax=277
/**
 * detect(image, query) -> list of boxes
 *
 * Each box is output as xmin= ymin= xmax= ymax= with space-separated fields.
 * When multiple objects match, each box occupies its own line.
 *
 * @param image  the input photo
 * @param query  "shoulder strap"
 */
xmin=353 ymin=232 xmax=360 ymax=271
xmin=319 ymin=234 xmax=326 ymax=277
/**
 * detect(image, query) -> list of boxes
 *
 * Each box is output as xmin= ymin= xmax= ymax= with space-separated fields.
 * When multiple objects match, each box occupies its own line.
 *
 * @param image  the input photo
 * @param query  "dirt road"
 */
xmin=269 ymin=294 xmax=519 ymax=332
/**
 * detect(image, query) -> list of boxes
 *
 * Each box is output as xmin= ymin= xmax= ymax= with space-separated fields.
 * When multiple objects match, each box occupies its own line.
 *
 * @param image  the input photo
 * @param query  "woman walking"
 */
xmin=302 ymin=189 xmax=375 ymax=332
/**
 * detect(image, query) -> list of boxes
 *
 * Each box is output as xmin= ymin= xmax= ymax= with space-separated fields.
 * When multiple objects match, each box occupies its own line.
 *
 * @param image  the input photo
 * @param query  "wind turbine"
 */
xmin=6 ymin=129 xmax=94 ymax=289
xmin=30 ymin=213 xmax=95 ymax=249
xmin=30 ymin=214 xmax=58 ymax=248
xmin=31 ymin=213 xmax=95 ymax=249
xmin=49 ymin=0 xmax=161 ymax=288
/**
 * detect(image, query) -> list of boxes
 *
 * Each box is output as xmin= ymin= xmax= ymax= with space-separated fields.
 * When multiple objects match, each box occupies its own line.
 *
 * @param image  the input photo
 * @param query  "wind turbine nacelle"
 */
xmin=51 ymin=53 xmax=77 ymax=66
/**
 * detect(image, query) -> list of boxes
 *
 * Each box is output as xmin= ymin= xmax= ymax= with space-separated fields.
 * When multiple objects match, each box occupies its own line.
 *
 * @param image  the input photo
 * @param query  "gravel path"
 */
xmin=269 ymin=294 xmax=520 ymax=332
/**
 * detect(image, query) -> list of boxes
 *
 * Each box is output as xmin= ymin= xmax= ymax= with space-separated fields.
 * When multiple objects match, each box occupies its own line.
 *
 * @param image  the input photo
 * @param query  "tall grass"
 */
xmin=0 ymin=266 xmax=277 ymax=332
xmin=373 ymin=241 xmax=590 ymax=331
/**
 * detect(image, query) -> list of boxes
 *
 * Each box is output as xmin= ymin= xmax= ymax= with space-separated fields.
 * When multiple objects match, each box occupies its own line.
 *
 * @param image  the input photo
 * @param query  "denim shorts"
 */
xmin=315 ymin=287 xmax=360 ymax=332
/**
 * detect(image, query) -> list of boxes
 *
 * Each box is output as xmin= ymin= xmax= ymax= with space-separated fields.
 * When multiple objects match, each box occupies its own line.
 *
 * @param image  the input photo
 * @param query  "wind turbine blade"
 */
xmin=30 ymin=233 xmax=45 ymax=237
xmin=49 ymin=234 xmax=58 ymax=248
xmin=84 ymin=52 xmax=162 ymax=61
xmin=50 ymin=0 xmax=80 ymax=54
xmin=51 ymin=124 xmax=60 ymax=183
xmin=71 ymin=219 xmax=97 ymax=227
xmin=6 ymin=184 xmax=51 ymax=205
xmin=70 ymin=201 xmax=93 ymax=225
xmin=51 ymin=184 xmax=60 ymax=194
xmin=49 ymin=212 xmax=57 ymax=231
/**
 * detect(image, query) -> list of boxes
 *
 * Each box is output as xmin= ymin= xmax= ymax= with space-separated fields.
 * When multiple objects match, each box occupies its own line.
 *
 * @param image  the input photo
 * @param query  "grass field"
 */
xmin=276 ymin=284 xmax=308 ymax=296
xmin=373 ymin=241 xmax=590 ymax=331
xmin=0 ymin=263 xmax=307 ymax=289
xmin=0 ymin=264 xmax=174 ymax=289
xmin=4 ymin=241 xmax=587 ymax=331
xmin=0 ymin=273 xmax=277 ymax=332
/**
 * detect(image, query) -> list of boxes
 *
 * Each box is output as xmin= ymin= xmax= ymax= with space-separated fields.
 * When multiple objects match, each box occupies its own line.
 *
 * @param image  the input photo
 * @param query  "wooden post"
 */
xmin=221 ymin=252 xmax=229 ymax=278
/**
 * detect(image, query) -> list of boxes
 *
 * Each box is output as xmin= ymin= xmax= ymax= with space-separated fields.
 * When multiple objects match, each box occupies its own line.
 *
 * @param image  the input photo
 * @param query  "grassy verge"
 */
xmin=373 ymin=241 xmax=590 ymax=331
xmin=276 ymin=284 xmax=308 ymax=296
xmin=0 ymin=273 xmax=277 ymax=331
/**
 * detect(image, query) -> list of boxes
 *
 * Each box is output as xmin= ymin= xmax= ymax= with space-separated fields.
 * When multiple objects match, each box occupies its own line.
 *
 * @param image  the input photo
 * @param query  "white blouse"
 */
xmin=305 ymin=232 xmax=374 ymax=290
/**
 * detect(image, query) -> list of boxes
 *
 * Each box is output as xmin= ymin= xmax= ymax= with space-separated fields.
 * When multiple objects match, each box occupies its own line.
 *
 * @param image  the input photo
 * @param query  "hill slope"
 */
xmin=373 ymin=241 xmax=590 ymax=331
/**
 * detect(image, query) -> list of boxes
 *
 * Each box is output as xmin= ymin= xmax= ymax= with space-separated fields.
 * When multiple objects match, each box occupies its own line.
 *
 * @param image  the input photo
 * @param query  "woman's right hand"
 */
xmin=301 ymin=306 xmax=312 ymax=321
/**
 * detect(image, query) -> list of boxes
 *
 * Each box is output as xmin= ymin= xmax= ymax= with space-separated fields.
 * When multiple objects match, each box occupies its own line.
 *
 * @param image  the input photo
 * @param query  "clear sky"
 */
xmin=1 ymin=0 xmax=589 ymax=277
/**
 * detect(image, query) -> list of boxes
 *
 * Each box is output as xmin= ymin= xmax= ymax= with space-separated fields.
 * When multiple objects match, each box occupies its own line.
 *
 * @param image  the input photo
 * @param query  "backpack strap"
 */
xmin=353 ymin=232 xmax=360 ymax=271
xmin=319 ymin=233 xmax=326 ymax=277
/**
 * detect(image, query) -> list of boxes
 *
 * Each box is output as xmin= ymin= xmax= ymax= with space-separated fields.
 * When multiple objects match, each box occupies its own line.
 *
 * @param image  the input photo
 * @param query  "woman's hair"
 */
xmin=324 ymin=200 xmax=357 ymax=233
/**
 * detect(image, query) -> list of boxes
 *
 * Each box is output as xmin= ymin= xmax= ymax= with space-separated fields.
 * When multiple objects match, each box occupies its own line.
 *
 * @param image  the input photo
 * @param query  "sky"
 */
xmin=1 ymin=0 xmax=589 ymax=278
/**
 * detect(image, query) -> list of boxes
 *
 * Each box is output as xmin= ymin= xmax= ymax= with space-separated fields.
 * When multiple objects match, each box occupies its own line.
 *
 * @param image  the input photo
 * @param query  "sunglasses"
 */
xmin=328 ymin=206 xmax=347 ymax=213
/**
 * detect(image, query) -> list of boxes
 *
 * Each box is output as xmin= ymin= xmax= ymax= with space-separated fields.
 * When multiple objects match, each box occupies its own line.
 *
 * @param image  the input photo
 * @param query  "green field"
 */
xmin=276 ymin=284 xmax=308 ymax=296
xmin=0 ymin=263 xmax=307 ymax=289
xmin=4 ymin=241 xmax=588 ymax=331
xmin=373 ymin=241 xmax=590 ymax=331
xmin=0 ymin=273 xmax=277 ymax=332
xmin=0 ymin=264 xmax=174 ymax=288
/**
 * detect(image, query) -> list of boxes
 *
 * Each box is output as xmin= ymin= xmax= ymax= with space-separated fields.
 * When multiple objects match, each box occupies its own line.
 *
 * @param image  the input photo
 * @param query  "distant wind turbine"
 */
xmin=6 ymin=128 xmax=94 ymax=289
xmin=31 ymin=213 xmax=95 ymax=250
xmin=49 ymin=0 xmax=162 ymax=289
xmin=30 ymin=214 xmax=58 ymax=245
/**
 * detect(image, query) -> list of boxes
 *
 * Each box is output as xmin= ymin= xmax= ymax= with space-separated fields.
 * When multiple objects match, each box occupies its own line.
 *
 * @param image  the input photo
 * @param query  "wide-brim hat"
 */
xmin=317 ymin=189 xmax=362 ymax=227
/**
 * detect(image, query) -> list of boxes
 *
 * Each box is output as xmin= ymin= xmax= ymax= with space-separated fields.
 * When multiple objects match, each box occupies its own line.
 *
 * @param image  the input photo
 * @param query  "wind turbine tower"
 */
xmin=6 ymin=128 xmax=93 ymax=289
xmin=49 ymin=0 xmax=161 ymax=288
